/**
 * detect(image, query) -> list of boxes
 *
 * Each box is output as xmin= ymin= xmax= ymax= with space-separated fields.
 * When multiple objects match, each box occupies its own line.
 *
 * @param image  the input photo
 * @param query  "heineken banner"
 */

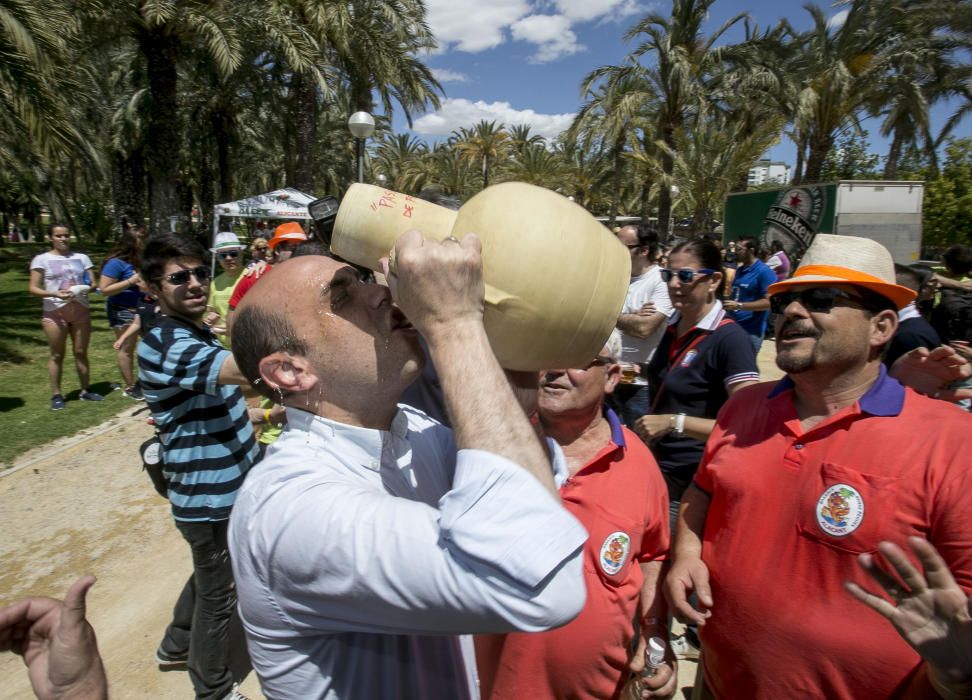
xmin=762 ymin=186 xmax=828 ymax=256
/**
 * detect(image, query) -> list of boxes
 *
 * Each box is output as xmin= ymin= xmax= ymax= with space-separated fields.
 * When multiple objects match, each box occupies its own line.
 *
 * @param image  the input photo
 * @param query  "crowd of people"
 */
xmin=4 ymin=209 xmax=972 ymax=700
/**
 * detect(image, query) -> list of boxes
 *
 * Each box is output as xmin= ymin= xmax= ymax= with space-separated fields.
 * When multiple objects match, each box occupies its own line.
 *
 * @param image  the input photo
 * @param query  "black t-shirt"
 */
xmin=647 ymin=317 xmax=758 ymax=500
xmin=885 ymin=316 xmax=942 ymax=367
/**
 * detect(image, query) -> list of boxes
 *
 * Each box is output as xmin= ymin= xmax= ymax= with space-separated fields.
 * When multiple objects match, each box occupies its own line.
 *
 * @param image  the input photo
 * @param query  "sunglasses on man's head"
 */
xmin=660 ymin=268 xmax=716 ymax=283
xmin=769 ymin=287 xmax=864 ymax=314
xmin=217 ymin=251 xmax=240 ymax=259
xmin=163 ymin=266 xmax=211 ymax=285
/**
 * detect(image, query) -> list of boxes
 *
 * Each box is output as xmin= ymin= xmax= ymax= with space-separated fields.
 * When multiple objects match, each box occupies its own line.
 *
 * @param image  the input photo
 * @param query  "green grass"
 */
xmin=0 ymin=242 xmax=146 ymax=467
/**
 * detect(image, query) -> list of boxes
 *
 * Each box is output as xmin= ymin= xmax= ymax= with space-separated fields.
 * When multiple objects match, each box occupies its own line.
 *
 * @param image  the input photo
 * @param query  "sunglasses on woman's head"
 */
xmin=660 ymin=268 xmax=716 ymax=283
xmin=218 ymin=251 xmax=240 ymax=259
xmin=163 ymin=266 xmax=212 ymax=285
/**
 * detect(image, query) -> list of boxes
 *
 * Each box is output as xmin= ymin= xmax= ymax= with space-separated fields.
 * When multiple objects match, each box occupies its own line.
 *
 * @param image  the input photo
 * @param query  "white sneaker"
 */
xmin=222 ymin=685 xmax=249 ymax=700
xmin=671 ymin=633 xmax=701 ymax=661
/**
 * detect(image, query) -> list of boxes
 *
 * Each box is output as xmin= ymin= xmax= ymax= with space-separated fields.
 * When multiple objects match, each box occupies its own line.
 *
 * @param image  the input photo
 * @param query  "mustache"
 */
xmin=779 ymin=319 xmax=821 ymax=339
xmin=539 ymin=372 xmax=570 ymax=389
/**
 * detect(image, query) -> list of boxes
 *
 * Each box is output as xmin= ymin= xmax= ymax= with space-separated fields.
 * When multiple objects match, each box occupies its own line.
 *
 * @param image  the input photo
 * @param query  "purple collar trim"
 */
xmin=768 ymin=365 xmax=904 ymax=416
xmin=604 ymin=406 xmax=627 ymax=448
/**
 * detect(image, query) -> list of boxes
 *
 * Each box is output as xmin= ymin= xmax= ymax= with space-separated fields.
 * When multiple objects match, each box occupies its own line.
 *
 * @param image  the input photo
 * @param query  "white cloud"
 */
xmin=827 ymin=10 xmax=848 ymax=31
xmin=412 ymin=98 xmax=576 ymax=140
xmin=552 ymin=0 xmax=644 ymax=23
xmin=511 ymin=14 xmax=585 ymax=62
xmin=425 ymin=0 xmax=531 ymax=53
xmin=424 ymin=0 xmax=642 ymax=59
xmin=431 ymin=68 xmax=469 ymax=83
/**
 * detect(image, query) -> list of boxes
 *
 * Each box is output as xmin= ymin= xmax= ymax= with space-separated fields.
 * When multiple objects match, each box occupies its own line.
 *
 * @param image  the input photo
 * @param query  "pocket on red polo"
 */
xmin=796 ymin=462 xmax=899 ymax=555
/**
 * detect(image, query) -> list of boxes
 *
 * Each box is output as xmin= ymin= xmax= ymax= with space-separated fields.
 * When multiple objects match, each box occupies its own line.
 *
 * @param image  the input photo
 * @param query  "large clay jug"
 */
xmin=332 ymin=182 xmax=630 ymax=371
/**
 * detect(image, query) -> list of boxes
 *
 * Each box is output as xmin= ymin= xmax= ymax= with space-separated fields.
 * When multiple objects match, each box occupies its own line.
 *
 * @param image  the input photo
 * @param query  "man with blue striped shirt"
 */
xmin=137 ymin=234 xmax=259 ymax=700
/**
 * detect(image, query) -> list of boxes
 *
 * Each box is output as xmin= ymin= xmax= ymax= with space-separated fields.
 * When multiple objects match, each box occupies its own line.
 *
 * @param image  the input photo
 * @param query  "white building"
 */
xmin=747 ymin=160 xmax=791 ymax=187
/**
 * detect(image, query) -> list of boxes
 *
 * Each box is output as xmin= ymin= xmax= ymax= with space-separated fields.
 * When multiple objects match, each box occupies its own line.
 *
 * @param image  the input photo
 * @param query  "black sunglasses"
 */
xmin=584 ymin=355 xmax=615 ymax=369
xmin=660 ymin=268 xmax=716 ymax=283
xmin=217 ymin=251 xmax=240 ymax=259
xmin=163 ymin=266 xmax=211 ymax=285
xmin=770 ymin=288 xmax=863 ymax=314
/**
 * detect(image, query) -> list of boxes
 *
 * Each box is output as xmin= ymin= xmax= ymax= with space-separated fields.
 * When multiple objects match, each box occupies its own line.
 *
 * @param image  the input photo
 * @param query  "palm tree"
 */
xmin=0 ymin=0 xmax=85 ymax=163
xmin=451 ymin=121 xmax=512 ymax=191
xmin=76 ymin=0 xmax=246 ymax=232
xmin=671 ymin=105 xmax=783 ymax=233
xmin=625 ymin=0 xmax=748 ymax=233
xmin=569 ymin=64 xmax=653 ymax=225
xmin=784 ymin=1 xmax=887 ymax=183
xmin=508 ymin=124 xmax=545 ymax=156
xmin=373 ymin=133 xmax=428 ymax=191
xmin=506 ymin=145 xmax=566 ymax=188
xmin=869 ymin=0 xmax=969 ymax=178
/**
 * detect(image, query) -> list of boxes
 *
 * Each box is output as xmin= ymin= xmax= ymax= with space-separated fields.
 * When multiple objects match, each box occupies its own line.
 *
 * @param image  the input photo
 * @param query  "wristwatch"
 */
xmin=673 ymin=413 xmax=686 ymax=436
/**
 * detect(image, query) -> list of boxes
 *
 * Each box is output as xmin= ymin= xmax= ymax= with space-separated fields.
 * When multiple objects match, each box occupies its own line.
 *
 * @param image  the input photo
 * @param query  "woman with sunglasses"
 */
xmin=633 ymin=238 xmax=760 ymax=656
xmin=207 ymin=232 xmax=247 ymax=347
xmin=99 ymin=226 xmax=147 ymax=399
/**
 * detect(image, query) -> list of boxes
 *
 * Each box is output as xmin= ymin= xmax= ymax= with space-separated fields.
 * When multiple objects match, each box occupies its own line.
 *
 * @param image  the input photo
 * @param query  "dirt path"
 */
xmin=1 ymin=343 xmax=783 ymax=699
xmin=0 ymin=408 xmax=264 ymax=699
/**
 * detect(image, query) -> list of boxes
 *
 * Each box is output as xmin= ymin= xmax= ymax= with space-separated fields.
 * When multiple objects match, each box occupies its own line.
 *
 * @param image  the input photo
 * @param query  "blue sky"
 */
xmin=395 ymin=0 xmax=969 ymax=169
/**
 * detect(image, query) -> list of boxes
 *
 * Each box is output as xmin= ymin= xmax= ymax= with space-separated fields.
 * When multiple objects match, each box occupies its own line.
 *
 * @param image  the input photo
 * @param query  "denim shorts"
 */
xmin=107 ymin=303 xmax=137 ymax=329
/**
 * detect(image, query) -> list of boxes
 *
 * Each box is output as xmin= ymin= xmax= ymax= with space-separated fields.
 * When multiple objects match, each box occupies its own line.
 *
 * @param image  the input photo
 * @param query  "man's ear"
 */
xmin=145 ymin=280 xmax=161 ymax=299
xmin=871 ymin=309 xmax=898 ymax=347
xmin=604 ymin=363 xmax=622 ymax=395
xmin=258 ymin=352 xmax=318 ymax=395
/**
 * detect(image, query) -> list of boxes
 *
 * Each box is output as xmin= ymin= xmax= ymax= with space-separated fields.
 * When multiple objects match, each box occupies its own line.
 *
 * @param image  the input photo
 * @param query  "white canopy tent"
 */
xmin=212 ymin=188 xmax=315 ymax=243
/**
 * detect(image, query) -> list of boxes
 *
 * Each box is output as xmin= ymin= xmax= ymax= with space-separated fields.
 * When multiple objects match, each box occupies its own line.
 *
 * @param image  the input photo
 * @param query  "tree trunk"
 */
xmin=482 ymin=154 xmax=489 ymax=190
xmin=803 ymin=131 xmax=833 ymax=184
xmin=657 ymin=122 xmax=675 ymax=241
xmin=609 ymin=146 xmax=624 ymax=227
xmin=289 ymin=72 xmax=318 ymax=193
xmin=111 ymin=150 xmax=146 ymax=232
xmin=197 ymin=148 xmax=215 ymax=238
xmin=139 ymin=28 xmax=182 ymax=234
xmin=883 ymin=132 xmax=902 ymax=179
xmin=792 ymin=132 xmax=806 ymax=185
xmin=639 ymin=175 xmax=654 ymax=227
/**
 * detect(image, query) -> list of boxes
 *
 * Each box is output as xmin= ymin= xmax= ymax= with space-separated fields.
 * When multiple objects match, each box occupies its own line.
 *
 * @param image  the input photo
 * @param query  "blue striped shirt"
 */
xmin=137 ymin=316 xmax=259 ymax=522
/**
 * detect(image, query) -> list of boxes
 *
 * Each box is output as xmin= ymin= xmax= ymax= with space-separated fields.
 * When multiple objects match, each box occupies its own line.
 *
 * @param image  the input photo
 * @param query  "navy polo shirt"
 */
xmin=729 ymin=259 xmax=777 ymax=337
xmin=647 ymin=304 xmax=759 ymax=501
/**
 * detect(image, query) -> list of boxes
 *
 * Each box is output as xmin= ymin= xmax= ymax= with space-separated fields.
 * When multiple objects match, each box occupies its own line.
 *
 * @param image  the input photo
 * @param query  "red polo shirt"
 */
xmin=694 ymin=368 xmax=972 ymax=699
xmin=481 ymin=409 xmax=670 ymax=700
xmin=228 ymin=264 xmax=272 ymax=309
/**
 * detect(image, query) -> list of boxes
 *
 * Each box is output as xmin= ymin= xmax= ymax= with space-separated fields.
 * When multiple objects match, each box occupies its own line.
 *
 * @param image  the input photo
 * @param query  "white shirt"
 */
xmin=29 ymin=252 xmax=93 ymax=312
xmin=229 ymin=405 xmax=587 ymax=700
xmin=620 ymin=266 xmax=674 ymax=364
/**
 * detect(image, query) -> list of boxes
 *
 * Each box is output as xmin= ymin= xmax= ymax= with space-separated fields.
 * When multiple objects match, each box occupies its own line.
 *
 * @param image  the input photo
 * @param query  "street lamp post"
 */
xmin=348 ymin=111 xmax=375 ymax=184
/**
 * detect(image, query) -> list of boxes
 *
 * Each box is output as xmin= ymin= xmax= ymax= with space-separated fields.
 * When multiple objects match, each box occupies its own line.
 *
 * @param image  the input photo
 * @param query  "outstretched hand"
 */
xmin=0 ymin=576 xmax=108 ymax=700
xmin=846 ymin=538 xmax=972 ymax=688
xmin=889 ymin=346 xmax=972 ymax=402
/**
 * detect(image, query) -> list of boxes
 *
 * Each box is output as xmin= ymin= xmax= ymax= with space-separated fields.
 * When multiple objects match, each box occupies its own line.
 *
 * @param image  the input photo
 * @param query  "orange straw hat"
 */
xmin=268 ymin=221 xmax=308 ymax=249
xmin=767 ymin=234 xmax=916 ymax=309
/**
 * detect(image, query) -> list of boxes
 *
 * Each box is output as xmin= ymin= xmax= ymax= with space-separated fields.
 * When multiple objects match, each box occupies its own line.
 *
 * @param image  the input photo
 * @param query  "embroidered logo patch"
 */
xmin=599 ymin=532 xmax=631 ymax=575
xmin=816 ymin=484 xmax=864 ymax=537
xmin=680 ymin=350 xmax=698 ymax=368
